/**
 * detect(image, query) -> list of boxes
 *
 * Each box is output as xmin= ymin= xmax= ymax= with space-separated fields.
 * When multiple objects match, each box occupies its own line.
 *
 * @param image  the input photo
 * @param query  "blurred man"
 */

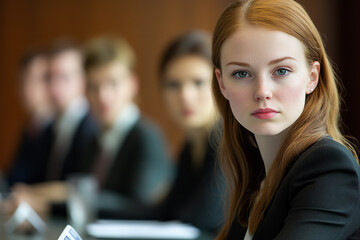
xmin=82 ymin=36 xmax=174 ymax=219
xmin=7 ymin=49 xmax=54 ymax=186
xmin=4 ymin=42 xmax=97 ymax=218
xmin=45 ymin=41 xmax=96 ymax=181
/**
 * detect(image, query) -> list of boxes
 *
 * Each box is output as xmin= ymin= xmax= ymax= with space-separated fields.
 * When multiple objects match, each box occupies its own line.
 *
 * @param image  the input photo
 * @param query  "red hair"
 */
xmin=211 ymin=0 xmax=358 ymax=238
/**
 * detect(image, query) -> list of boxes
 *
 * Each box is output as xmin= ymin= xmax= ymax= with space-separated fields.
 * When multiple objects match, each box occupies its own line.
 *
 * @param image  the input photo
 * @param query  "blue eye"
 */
xmin=274 ymin=68 xmax=290 ymax=76
xmin=232 ymin=71 xmax=250 ymax=79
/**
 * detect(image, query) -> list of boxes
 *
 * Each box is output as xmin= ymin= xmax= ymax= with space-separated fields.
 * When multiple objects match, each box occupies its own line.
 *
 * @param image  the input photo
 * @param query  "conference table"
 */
xmin=0 ymin=216 xmax=214 ymax=240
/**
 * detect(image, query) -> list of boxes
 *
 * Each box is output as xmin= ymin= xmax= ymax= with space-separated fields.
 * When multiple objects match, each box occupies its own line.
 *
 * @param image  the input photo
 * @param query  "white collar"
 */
xmin=55 ymin=97 xmax=88 ymax=134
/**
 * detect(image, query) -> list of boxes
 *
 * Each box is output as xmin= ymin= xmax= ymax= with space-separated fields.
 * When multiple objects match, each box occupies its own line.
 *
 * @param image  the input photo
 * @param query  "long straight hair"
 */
xmin=211 ymin=0 xmax=359 ymax=238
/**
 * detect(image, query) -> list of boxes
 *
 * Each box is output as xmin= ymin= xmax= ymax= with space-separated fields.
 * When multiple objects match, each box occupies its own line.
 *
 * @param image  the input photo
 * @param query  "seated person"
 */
xmin=3 ymin=41 xmax=97 ymax=219
xmin=82 ymin=36 xmax=174 ymax=219
xmin=7 ymin=49 xmax=54 ymax=186
xmin=157 ymin=31 xmax=225 ymax=234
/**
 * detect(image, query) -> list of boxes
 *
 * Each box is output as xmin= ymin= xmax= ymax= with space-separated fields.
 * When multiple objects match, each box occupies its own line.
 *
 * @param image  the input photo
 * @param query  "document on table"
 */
xmin=86 ymin=220 xmax=201 ymax=239
xmin=58 ymin=225 xmax=83 ymax=240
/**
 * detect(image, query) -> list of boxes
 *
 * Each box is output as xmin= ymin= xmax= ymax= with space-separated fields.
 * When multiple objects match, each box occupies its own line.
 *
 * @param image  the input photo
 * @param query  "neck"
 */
xmin=255 ymin=128 xmax=290 ymax=175
xmin=186 ymin=126 xmax=209 ymax=166
xmin=32 ymin=106 xmax=54 ymax=124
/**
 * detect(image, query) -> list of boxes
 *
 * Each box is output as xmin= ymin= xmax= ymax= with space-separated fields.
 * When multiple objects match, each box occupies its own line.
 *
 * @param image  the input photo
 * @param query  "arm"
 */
xmin=275 ymin=142 xmax=360 ymax=240
xmin=133 ymin=127 xmax=175 ymax=205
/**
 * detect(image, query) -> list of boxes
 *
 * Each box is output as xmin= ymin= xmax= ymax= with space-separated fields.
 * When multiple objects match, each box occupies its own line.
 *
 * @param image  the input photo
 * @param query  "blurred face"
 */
xmin=48 ymin=50 xmax=84 ymax=113
xmin=86 ymin=61 xmax=138 ymax=129
xmin=163 ymin=55 xmax=215 ymax=130
xmin=21 ymin=56 xmax=50 ymax=115
xmin=216 ymin=25 xmax=319 ymax=136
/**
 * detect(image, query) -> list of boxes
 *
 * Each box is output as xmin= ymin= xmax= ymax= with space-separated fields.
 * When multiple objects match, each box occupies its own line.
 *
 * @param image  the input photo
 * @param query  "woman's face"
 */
xmin=216 ymin=25 xmax=319 ymax=136
xmin=163 ymin=55 xmax=215 ymax=130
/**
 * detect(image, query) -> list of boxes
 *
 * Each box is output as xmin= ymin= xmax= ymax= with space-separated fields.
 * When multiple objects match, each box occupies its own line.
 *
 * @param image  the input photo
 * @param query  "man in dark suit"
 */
xmin=3 ymin=41 xmax=97 ymax=217
xmin=83 ymin=36 xmax=174 ymax=219
xmin=45 ymin=41 xmax=97 ymax=181
xmin=7 ymin=49 xmax=54 ymax=186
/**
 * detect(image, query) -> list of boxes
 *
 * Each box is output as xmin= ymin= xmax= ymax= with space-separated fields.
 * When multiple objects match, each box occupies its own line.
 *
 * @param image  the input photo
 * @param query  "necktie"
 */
xmin=92 ymin=146 xmax=110 ymax=189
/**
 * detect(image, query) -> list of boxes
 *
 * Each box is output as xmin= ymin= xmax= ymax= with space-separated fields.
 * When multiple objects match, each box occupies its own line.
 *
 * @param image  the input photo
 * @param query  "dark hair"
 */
xmin=19 ymin=48 xmax=47 ymax=71
xmin=47 ymin=39 xmax=83 ymax=60
xmin=159 ymin=31 xmax=212 ymax=78
xmin=83 ymin=36 xmax=136 ymax=73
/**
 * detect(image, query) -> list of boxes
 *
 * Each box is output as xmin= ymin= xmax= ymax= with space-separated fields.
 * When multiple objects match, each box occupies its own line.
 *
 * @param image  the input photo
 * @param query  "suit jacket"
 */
xmin=160 ymin=138 xmax=225 ymax=233
xmin=227 ymin=137 xmax=360 ymax=240
xmin=7 ymin=122 xmax=53 ymax=185
xmin=80 ymin=116 xmax=174 ymax=219
xmin=55 ymin=111 xmax=98 ymax=180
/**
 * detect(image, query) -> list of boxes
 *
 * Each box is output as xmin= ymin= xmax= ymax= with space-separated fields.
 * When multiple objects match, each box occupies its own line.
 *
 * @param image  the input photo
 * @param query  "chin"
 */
xmin=244 ymin=124 xmax=286 ymax=137
xmin=99 ymin=117 xmax=112 ymax=127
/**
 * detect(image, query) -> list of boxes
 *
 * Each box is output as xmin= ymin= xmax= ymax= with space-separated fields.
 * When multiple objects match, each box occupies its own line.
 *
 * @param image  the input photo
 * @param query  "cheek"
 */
xmin=113 ymin=84 xmax=130 ymax=103
xmin=278 ymin=82 xmax=307 ymax=120
xmin=197 ymin=88 xmax=214 ymax=108
xmin=163 ymin=92 xmax=181 ymax=115
xmin=279 ymin=81 xmax=306 ymax=106
xmin=88 ymin=93 xmax=101 ymax=111
xmin=226 ymin=88 xmax=250 ymax=115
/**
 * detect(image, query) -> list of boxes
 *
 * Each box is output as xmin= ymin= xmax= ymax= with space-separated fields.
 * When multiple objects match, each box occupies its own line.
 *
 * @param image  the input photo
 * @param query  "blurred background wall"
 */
xmin=0 ymin=0 xmax=359 ymax=171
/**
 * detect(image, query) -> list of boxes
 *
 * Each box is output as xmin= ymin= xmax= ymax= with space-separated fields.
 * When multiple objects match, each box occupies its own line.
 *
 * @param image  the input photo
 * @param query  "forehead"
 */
xmin=50 ymin=50 xmax=82 ymax=69
xmin=25 ymin=57 xmax=47 ymax=72
xmin=164 ymin=55 xmax=212 ymax=79
xmin=220 ymin=25 xmax=307 ymax=66
xmin=88 ymin=61 xmax=130 ymax=81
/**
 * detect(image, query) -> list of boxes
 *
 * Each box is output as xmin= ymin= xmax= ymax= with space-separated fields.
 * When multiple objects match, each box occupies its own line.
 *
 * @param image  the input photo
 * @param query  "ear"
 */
xmin=130 ymin=72 xmax=139 ymax=97
xmin=306 ymin=61 xmax=320 ymax=94
xmin=215 ymin=68 xmax=229 ymax=99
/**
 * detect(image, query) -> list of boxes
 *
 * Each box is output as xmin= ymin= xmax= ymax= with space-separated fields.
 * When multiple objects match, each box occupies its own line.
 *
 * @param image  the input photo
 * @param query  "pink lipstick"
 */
xmin=251 ymin=108 xmax=279 ymax=119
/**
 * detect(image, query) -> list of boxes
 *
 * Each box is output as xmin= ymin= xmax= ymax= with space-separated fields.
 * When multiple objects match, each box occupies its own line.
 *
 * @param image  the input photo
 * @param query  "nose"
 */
xmin=180 ymin=85 xmax=195 ymax=104
xmin=98 ymin=86 xmax=110 ymax=104
xmin=254 ymin=76 xmax=272 ymax=101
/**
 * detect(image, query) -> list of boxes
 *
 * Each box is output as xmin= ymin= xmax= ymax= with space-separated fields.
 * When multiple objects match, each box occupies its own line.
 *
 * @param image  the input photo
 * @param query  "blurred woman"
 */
xmin=159 ymin=31 xmax=224 ymax=234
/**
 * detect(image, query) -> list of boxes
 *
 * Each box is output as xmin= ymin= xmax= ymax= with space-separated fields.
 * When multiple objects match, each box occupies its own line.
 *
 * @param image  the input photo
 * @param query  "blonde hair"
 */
xmin=83 ymin=36 xmax=136 ymax=72
xmin=211 ymin=0 xmax=358 ymax=238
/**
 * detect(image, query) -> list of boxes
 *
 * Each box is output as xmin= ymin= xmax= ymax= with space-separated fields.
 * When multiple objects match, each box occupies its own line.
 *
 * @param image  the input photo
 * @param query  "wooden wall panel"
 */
xmin=0 ymin=0 xmax=229 ymax=170
xmin=0 ymin=0 xmax=358 ymax=171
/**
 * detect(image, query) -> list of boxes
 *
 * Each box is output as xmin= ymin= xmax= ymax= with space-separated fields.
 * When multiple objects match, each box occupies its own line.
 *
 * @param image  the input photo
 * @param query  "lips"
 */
xmin=183 ymin=108 xmax=194 ymax=117
xmin=251 ymin=108 xmax=279 ymax=119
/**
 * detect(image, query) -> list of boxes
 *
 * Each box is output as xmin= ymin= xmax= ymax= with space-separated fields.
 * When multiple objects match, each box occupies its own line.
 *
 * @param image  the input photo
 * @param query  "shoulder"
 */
xmin=290 ymin=137 xmax=359 ymax=176
xmin=75 ymin=111 xmax=98 ymax=138
xmin=130 ymin=116 xmax=166 ymax=141
xmin=286 ymin=137 xmax=360 ymax=203
xmin=268 ymin=137 xmax=360 ymax=239
xmin=125 ymin=116 xmax=169 ymax=156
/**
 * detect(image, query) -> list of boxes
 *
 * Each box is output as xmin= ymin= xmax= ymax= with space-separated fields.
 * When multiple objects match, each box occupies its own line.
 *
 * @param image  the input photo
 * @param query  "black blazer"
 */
xmin=227 ymin=137 xmax=360 ymax=240
xmin=7 ymin=111 xmax=97 ymax=185
xmin=57 ymin=112 xmax=98 ymax=180
xmin=80 ymin=117 xmax=173 ymax=219
xmin=160 ymin=139 xmax=225 ymax=233
xmin=7 ymin=122 xmax=53 ymax=185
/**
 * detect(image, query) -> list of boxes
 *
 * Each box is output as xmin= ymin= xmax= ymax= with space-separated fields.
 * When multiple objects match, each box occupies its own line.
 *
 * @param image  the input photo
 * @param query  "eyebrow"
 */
xmin=225 ymin=61 xmax=250 ymax=67
xmin=268 ymin=56 xmax=297 ymax=65
xmin=225 ymin=56 xmax=297 ymax=67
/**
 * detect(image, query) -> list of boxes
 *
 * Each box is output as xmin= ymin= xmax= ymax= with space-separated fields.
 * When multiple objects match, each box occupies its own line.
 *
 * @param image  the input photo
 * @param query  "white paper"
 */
xmin=86 ymin=220 xmax=200 ymax=239
xmin=58 ymin=225 xmax=83 ymax=240
xmin=5 ymin=201 xmax=46 ymax=233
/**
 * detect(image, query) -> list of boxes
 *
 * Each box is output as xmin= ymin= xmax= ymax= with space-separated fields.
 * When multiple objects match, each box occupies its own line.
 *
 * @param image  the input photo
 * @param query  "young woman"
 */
xmin=212 ymin=0 xmax=360 ymax=239
xmin=159 ymin=31 xmax=224 ymax=233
